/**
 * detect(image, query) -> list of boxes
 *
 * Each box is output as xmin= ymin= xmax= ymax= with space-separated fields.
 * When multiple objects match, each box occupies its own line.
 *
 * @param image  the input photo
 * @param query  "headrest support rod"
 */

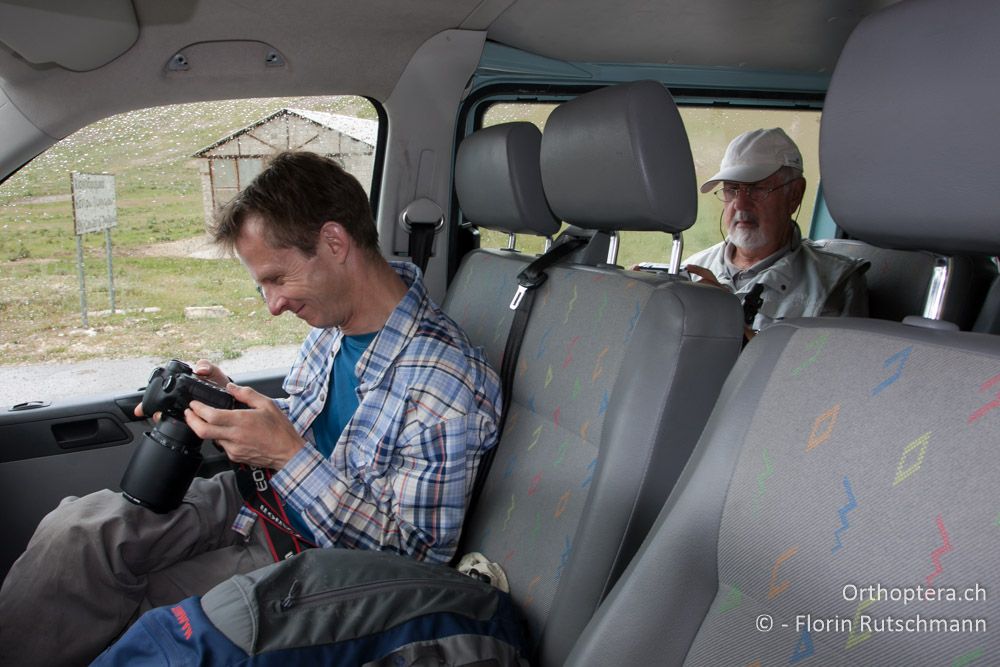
xmin=922 ymin=256 xmax=952 ymax=320
xmin=606 ymin=231 xmax=620 ymax=267
xmin=505 ymin=233 xmax=517 ymax=252
xmin=668 ymin=233 xmax=684 ymax=275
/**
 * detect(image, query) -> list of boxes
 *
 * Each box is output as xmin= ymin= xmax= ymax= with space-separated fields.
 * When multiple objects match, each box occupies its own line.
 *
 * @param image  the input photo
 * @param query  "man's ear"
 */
xmin=787 ymin=178 xmax=807 ymax=213
xmin=318 ymin=221 xmax=350 ymax=261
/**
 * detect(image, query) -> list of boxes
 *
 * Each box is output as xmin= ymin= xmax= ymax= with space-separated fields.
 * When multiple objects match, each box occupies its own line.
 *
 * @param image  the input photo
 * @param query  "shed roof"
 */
xmin=193 ymin=107 xmax=378 ymax=157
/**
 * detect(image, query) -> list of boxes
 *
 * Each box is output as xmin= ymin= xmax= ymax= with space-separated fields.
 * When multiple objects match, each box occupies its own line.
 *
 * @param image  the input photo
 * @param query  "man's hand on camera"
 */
xmin=133 ymin=398 xmax=159 ymax=422
xmin=192 ymin=359 xmax=229 ymax=387
xmin=184 ymin=383 xmax=305 ymax=470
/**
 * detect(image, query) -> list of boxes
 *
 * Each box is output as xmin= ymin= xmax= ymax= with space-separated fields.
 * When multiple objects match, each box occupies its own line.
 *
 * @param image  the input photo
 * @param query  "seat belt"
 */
xmin=465 ymin=235 xmax=589 ymax=521
xmin=741 ymin=283 xmax=766 ymax=348
xmin=400 ymin=198 xmax=444 ymax=275
xmin=408 ymin=223 xmax=436 ymax=274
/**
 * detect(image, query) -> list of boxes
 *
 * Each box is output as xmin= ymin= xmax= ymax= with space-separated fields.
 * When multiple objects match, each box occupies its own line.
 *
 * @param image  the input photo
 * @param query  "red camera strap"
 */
xmin=233 ymin=463 xmax=315 ymax=561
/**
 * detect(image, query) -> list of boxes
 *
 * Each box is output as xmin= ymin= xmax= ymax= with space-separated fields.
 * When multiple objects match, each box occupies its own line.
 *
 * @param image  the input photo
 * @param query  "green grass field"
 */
xmin=0 ymin=94 xmax=820 ymax=366
xmin=0 ymin=254 xmax=307 ymax=364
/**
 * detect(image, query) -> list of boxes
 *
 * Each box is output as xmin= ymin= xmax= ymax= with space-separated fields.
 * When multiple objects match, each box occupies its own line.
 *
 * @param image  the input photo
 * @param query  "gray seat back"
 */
xmin=567 ymin=2 xmax=1000 ymax=665
xmin=816 ymin=239 xmax=995 ymax=329
xmin=815 ymin=239 xmax=934 ymax=322
xmin=452 ymin=81 xmax=744 ymax=665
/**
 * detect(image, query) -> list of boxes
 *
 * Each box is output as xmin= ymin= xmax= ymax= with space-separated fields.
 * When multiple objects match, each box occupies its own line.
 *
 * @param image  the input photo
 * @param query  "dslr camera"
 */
xmin=120 ymin=359 xmax=245 ymax=513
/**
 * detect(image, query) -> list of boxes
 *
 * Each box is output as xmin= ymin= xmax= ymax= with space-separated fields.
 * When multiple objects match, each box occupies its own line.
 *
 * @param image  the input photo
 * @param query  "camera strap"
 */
xmin=234 ymin=463 xmax=316 ymax=561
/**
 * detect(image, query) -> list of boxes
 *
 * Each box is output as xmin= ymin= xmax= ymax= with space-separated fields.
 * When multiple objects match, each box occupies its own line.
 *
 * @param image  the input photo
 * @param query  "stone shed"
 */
xmin=193 ymin=108 xmax=378 ymax=223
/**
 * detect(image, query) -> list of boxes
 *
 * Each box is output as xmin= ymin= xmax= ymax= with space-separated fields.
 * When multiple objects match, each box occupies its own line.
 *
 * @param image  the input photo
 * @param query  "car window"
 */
xmin=0 ymin=96 xmax=380 ymax=405
xmin=478 ymin=99 xmax=821 ymax=267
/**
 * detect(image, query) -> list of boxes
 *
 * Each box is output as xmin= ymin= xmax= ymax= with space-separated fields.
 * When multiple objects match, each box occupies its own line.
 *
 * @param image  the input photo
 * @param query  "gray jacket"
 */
xmin=685 ymin=226 xmax=869 ymax=331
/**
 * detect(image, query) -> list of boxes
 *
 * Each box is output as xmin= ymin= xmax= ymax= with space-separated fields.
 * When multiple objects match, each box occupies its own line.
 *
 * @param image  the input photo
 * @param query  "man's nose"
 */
xmin=735 ymin=185 xmax=753 ymax=200
xmin=731 ymin=186 xmax=755 ymax=208
xmin=268 ymin=296 xmax=288 ymax=317
xmin=261 ymin=289 xmax=287 ymax=316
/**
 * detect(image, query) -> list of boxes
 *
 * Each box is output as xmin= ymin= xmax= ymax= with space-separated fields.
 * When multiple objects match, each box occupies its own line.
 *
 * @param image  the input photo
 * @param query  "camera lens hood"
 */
xmin=120 ymin=416 xmax=204 ymax=513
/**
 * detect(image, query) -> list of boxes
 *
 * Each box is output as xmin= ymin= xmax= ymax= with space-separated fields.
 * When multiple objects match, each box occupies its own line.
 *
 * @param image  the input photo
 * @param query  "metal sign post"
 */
xmin=75 ymin=233 xmax=88 ymax=328
xmin=71 ymin=172 xmax=118 ymax=327
xmin=105 ymin=227 xmax=116 ymax=313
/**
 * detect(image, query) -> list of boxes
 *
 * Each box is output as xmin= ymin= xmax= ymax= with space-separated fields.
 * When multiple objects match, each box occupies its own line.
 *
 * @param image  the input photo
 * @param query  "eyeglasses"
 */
xmin=256 ymin=285 xmax=266 ymax=302
xmin=714 ymin=178 xmax=801 ymax=203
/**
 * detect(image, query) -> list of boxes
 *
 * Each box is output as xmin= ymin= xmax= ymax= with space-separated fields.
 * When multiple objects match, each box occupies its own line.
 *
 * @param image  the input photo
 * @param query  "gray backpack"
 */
xmin=93 ymin=548 xmax=529 ymax=666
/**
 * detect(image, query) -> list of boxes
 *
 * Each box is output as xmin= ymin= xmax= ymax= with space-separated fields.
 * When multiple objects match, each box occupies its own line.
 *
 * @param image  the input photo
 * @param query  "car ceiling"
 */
xmin=0 ymin=0 xmax=892 ymax=128
xmin=489 ymin=0 xmax=899 ymax=73
xmin=0 ymin=0 xmax=899 ymax=145
xmin=0 ymin=0 xmax=485 ymax=139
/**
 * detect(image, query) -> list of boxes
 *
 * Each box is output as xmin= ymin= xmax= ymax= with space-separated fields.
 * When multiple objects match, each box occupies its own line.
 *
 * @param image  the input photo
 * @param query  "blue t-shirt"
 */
xmin=286 ymin=330 xmax=377 ymax=539
xmin=310 ymin=331 xmax=378 ymax=457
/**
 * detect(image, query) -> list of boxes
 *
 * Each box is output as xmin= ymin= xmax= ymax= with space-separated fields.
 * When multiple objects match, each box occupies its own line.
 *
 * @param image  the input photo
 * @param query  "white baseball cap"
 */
xmin=699 ymin=128 xmax=803 ymax=193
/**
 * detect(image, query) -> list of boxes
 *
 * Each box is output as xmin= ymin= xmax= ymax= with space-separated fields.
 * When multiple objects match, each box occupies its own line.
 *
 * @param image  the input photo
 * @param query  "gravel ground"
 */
xmin=0 ymin=237 xmax=300 ymax=409
xmin=0 ymin=345 xmax=300 ymax=408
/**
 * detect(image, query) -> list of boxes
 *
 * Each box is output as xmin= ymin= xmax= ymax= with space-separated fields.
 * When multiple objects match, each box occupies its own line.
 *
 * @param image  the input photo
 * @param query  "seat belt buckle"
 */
xmin=510 ymin=269 xmax=548 ymax=311
xmin=509 ymin=284 xmax=528 ymax=310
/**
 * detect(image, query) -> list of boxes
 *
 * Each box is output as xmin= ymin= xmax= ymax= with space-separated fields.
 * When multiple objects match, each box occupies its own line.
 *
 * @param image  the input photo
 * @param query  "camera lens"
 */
xmin=120 ymin=416 xmax=204 ymax=513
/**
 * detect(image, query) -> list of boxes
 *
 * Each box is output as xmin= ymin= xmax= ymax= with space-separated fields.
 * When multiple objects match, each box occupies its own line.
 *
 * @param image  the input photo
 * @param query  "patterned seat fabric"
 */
xmin=569 ymin=320 xmax=1000 ymax=666
xmin=566 ymin=1 xmax=1000 ymax=665
xmin=447 ymin=81 xmax=744 ymax=665
xmin=459 ymin=264 xmax=740 ymax=659
xmin=446 ymin=250 xmax=524 ymax=370
xmin=688 ymin=321 xmax=1000 ymax=665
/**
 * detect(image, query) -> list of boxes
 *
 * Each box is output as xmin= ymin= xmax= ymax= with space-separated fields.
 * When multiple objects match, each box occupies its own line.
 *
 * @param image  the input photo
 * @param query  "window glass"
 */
xmin=477 ymin=98 xmax=821 ymax=269
xmin=670 ymin=106 xmax=821 ymax=262
xmin=237 ymin=158 xmax=264 ymax=187
xmin=211 ymin=159 xmax=238 ymax=189
xmin=0 ymin=96 xmax=379 ymax=404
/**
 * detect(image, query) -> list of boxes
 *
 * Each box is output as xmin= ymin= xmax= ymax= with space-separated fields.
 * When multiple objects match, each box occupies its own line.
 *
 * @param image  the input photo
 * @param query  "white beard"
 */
xmin=727 ymin=211 xmax=769 ymax=251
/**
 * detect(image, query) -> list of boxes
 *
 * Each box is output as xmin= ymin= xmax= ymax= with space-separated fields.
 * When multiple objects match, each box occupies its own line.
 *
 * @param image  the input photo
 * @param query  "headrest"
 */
xmin=821 ymin=0 xmax=1000 ymax=255
xmin=454 ymin=122 xmax=560 ymax=237
xmin=539 ymin=80 xmax=696 ymax=233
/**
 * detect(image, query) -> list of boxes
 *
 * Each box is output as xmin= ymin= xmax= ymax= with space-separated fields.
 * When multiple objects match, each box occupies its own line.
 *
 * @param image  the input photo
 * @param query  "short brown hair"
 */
xmin=210 ymin=151 xmax=378 ymax=256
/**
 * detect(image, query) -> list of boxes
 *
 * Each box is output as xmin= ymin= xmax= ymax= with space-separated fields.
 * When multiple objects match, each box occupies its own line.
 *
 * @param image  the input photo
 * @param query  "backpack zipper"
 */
xmin=279 ymin=576 xmax=488 ymax=611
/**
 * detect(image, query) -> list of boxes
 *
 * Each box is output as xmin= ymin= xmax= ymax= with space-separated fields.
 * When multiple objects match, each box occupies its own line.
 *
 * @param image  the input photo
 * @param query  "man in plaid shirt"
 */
xmin=219 ymin=259 xmax=500 ymax=562
xmin=0 ymin=151 xmax=501 ymax=666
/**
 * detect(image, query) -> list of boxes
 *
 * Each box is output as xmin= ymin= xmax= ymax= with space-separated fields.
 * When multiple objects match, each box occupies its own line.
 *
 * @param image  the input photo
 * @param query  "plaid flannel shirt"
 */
xmin=231 ymin=262 xmax=501 ymax=563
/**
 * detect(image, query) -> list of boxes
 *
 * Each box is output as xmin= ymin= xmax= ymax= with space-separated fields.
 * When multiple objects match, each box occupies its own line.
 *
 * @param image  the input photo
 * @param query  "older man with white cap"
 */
xmin=684 ymin=127 xmax=869 ymax=339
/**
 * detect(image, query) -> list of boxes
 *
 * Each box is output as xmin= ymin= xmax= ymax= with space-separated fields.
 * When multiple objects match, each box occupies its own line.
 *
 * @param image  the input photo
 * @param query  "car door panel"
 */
xmin=1 ymin=369 xmax=289 ymax=580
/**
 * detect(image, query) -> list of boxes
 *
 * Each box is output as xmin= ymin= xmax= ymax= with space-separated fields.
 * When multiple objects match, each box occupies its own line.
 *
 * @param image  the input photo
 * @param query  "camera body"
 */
xmin=120 ymin=360 xmax=244 ymax=513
